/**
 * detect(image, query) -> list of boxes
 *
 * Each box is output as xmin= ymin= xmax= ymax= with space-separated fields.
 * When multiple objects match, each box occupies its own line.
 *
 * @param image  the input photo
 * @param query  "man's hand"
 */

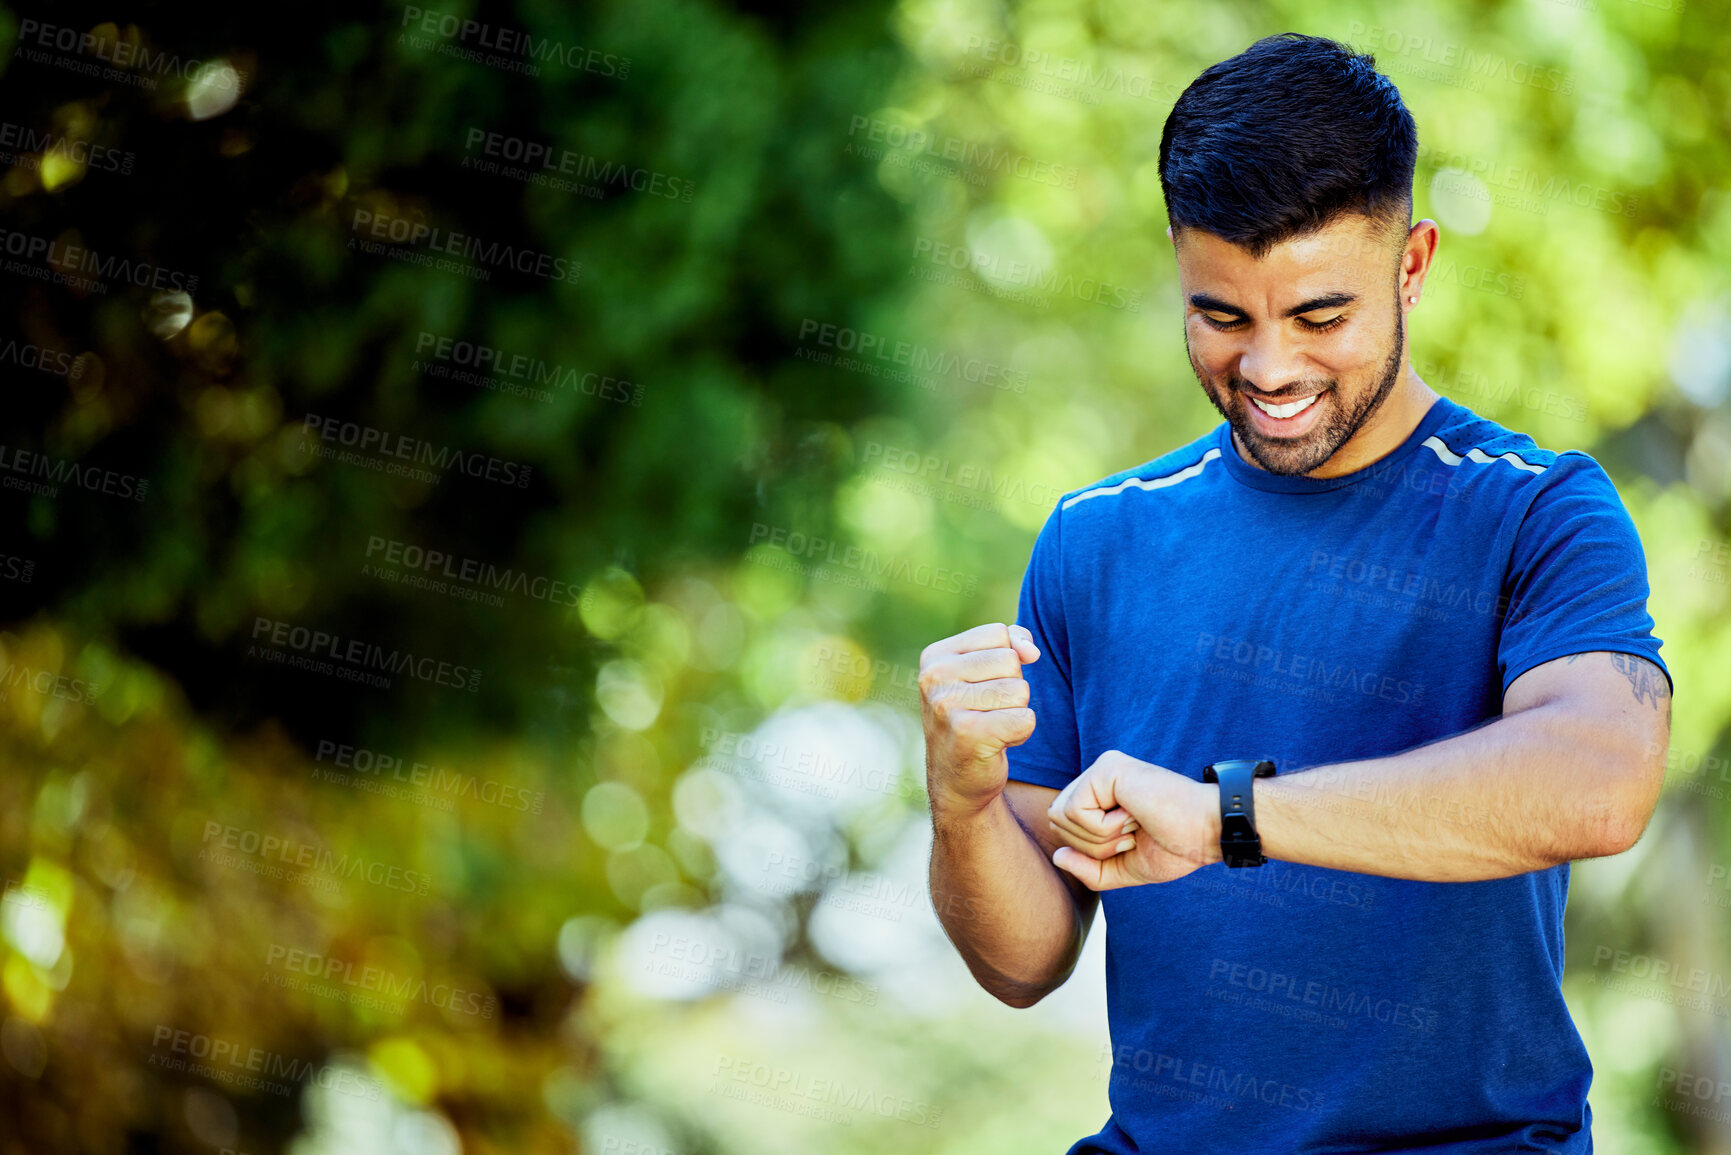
xmin=921 ymin=624 xmax=1105 ymax=1007
xmin=920 ymin=622 xmax=1042 ymax=819
xmin=1047 ymin=750 xmax=1221 ymax=890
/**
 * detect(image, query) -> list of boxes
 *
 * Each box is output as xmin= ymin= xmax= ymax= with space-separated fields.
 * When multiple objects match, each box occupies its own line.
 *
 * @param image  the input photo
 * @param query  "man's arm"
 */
xmin=1256 ymin=650 xmax=1671 ymax=879
xmin=930 ymin=781 xmax=1100 ymax=1007
xmin=922 ymin=623 xmax=1102 ymax=1007
xmin=1046 ymin=650 xmax=1672 ymax=887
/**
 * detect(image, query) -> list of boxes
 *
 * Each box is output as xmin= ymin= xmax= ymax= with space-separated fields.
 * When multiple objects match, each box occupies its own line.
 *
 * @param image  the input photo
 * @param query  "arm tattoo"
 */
xmin=1609 ymin=653 xmax=1670 ymax=711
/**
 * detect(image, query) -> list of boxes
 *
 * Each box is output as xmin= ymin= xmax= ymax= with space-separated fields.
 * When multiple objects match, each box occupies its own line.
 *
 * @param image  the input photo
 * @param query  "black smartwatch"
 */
xmin=1202 ymin=759 xmax=1276 ymax=868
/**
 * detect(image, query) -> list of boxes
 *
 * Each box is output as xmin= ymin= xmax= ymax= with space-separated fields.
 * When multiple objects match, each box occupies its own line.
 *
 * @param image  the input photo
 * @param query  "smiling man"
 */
xmin=920 ymin=32 xmax=1671 ymax=1155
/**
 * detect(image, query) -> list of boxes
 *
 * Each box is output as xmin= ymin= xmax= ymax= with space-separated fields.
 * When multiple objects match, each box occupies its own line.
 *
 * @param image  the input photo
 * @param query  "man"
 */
xmin=920 ymin=33 xmax=1671 ymax=1154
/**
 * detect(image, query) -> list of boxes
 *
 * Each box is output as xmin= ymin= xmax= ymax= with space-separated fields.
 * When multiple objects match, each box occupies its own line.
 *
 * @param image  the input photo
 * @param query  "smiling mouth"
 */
xmin=1247 ymin=393 xmax=1319 ymax=420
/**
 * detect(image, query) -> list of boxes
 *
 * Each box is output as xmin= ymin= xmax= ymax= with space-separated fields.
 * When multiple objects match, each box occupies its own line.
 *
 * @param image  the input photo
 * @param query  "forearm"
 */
xmin=1257 ymin=702 xmax=1661 ymax=881
xmin=929 ymin=791 xmax=1093 ymax=1006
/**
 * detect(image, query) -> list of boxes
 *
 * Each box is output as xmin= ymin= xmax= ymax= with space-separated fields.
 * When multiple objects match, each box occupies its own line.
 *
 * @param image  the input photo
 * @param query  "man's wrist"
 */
xmin=1196 ymin=777 xmax=1225 ymax=866
xmin=927 ymin=779 xmax=1005 ymax=828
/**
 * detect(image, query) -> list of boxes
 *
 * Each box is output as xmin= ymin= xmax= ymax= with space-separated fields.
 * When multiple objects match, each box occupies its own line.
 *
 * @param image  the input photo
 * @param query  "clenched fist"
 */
xmin=919 ymin=622 xmax=1042 ymax=818
xmin=1047 ymin=750 xmax=1221 ymax=890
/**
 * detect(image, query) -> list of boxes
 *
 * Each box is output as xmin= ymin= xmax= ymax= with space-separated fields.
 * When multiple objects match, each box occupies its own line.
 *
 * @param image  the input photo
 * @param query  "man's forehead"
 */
xmin=1175 ymin=216 xmax=1400 ymax=277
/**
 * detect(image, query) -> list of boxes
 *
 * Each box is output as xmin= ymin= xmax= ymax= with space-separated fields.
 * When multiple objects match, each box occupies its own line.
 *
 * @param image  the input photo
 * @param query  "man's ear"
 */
xmin=1165 ymin=225 xmax=1174 ymax=244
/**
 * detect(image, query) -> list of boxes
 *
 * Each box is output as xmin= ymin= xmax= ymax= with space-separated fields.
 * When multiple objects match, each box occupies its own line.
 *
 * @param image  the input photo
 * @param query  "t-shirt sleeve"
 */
xmin=1497 ymin=452 xmax=1671 ymax=696
xmin=1004 ymin=503 xmax=1082 ymax=791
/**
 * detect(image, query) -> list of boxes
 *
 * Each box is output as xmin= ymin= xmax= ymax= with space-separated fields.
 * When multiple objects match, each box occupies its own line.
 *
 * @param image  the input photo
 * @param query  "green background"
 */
xmin=1 ymin=0 xmax=1729 ymax=1150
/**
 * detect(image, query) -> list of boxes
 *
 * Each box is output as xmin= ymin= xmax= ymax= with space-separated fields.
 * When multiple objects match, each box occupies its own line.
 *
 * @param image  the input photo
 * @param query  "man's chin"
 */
xmin=1232 ymin=420 xmax=1338 ymax=476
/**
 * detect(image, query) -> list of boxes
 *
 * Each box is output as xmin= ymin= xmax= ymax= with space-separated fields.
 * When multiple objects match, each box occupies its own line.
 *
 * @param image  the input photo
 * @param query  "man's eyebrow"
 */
xmin=1187 ymin=291 xmax=1359 ymax=318
xmin=1283 ymin=291 xmax=1356 ymax=317
xmin=1188 ymin=292 xmax=1243 ymax=315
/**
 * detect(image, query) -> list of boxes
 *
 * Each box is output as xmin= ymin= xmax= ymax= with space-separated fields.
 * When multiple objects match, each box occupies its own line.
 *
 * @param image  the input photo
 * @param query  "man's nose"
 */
xmin=1236 ymin=328 xmax=1308 ymax=395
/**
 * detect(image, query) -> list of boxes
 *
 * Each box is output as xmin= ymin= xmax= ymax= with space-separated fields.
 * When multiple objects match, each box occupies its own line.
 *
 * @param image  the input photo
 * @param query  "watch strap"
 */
xmin=1202 ymin=759 xmax=1276 ymax=868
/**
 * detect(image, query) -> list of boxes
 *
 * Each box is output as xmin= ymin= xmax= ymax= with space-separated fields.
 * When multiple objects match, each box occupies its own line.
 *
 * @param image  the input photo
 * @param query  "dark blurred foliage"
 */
xmin=1 ymin=0 xmax=917 ymax=750
xmin=0 ymin=1 xmax=932 ymax=1150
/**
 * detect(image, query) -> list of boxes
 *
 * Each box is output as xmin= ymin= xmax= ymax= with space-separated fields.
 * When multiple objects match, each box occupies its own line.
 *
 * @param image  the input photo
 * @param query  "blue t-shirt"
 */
xmin=1005 ymin=395 xmax=1669 ymax=1155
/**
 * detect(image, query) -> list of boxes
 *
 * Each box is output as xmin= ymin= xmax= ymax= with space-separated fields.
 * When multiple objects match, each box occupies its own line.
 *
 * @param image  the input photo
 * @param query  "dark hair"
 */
xmin=1158 ymin=33 xmax=1417 ymax=259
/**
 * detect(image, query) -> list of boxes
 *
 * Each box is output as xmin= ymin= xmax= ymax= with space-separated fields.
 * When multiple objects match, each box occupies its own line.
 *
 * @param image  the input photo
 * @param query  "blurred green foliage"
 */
xmin=1 ymin=0 xmax=1729 ymax=1151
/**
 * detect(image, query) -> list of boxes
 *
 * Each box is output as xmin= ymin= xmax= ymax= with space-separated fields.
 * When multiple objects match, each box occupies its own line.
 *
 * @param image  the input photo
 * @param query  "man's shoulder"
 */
xmin=1420 ymin=398 xmax=1602 ymax=489
xmin=1055 ymin=426 xmax=1225 ymax=516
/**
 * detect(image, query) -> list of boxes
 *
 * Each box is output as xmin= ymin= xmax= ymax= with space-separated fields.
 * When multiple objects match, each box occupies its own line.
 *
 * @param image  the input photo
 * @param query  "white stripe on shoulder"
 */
xmin=1420 ymin=435 xmax=1546 ymax=475
xmin=1060 ymin=448 xmax=1223 ymax=510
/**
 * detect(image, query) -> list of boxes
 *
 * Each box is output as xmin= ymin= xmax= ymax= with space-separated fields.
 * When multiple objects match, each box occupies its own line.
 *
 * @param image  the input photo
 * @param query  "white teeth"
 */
xmin=1251 ymin=394 xmax=1319 ymax=419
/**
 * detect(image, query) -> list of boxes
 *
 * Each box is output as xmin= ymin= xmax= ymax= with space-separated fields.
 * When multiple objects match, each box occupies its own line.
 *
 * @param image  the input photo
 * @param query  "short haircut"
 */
xmin=1158 ymin=33 xmax=1418 ymax=259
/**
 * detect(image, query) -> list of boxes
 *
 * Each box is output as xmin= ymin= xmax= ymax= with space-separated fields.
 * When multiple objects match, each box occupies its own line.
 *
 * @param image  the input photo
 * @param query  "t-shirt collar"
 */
xmin=1214 ymin=394 xmax=1457 ymax=494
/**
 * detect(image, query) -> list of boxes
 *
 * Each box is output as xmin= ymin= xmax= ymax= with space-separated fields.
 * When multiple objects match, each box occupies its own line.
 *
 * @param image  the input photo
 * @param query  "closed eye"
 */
xmin=1200 ymin=312 xmax=1348 ymax=333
